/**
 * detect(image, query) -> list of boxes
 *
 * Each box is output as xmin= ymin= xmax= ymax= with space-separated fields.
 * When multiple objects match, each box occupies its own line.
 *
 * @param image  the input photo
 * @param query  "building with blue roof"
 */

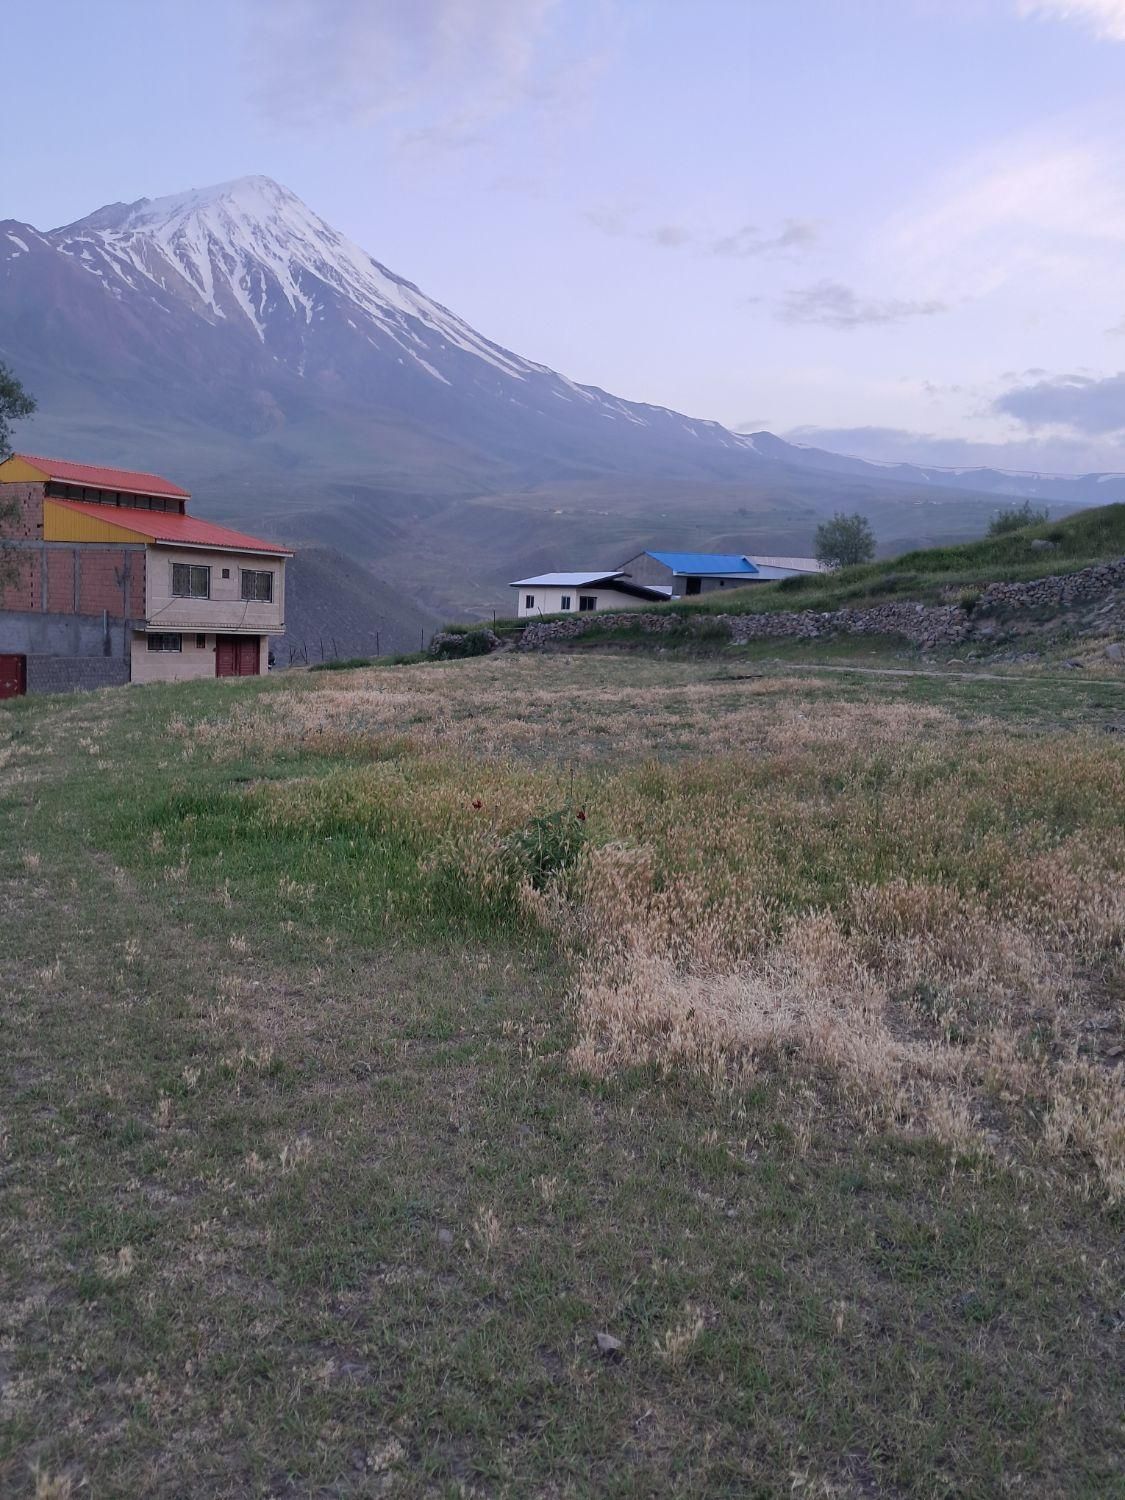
xmin=617 ymin=549 xmax=822 ymax=598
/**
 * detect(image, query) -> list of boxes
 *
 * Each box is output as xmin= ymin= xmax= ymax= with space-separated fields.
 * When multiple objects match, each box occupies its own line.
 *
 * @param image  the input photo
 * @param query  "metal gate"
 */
xmin=215 ymin=636 xmax=260 ymax=678
xmin=0 ymin=654 xmax=27 ymax=699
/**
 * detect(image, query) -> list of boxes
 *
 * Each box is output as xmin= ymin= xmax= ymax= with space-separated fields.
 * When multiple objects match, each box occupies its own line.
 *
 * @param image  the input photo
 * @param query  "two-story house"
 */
xmin=0 ymin=453 xmax=291 ymax=692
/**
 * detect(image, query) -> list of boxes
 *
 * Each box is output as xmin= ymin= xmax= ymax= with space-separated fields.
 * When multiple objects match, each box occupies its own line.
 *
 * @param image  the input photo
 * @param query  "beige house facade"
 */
xmin=0 ymin=453 xmax=291 ymax=692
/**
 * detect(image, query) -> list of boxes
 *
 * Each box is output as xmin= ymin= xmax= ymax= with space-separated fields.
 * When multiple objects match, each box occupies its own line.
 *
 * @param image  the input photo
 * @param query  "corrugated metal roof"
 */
xmin=749 ymin=555 xmax=826 ymax=573
xmin=645 ymin=551 xmax=760 ymax=575
xmin=46 ymin=498 xmax=292 ymax=556
xmin=11 ymin=452 xmax=191 ymax=499
xmin=509 ymin=571 xmax=625 ymax=587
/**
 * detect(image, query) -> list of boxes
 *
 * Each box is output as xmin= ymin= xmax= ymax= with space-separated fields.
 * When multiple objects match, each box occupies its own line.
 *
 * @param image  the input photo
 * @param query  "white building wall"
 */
xmin=513 ymin=584 xmax=660 ymax=619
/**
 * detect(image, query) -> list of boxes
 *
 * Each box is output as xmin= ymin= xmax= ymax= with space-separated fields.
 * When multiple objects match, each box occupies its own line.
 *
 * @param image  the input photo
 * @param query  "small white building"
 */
xmin=510 ymin=571 xmax=670 ymax=619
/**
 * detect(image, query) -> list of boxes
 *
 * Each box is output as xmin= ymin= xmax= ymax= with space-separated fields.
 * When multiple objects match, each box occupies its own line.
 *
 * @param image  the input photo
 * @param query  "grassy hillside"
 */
xmin=672 ymin=501 xmax=1125 ymax=617
xmin=280 ymin=545 xmax=440 ymax=663
xmin=2 ymin=652 xmax=1122 ymax=1496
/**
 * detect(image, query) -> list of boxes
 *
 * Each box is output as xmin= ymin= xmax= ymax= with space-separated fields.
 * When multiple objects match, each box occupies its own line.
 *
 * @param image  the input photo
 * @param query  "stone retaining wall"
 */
xmin=516 ymin=557 xmax=1125 ymax=653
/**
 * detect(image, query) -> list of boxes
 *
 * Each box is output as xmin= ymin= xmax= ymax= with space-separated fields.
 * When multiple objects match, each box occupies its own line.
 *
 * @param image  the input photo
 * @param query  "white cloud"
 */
xmin=243 ymin=0 xmax=607 ymax=143
xmin=585 ymin=207 xmax=818 ymax=258
xmin=1016 ymin=0 xmax=1125 ymax=41
xmin=883 ymin=130 xmax=1125 ymax=312
xmin=778 ymin=280 xmax=947 ymax=329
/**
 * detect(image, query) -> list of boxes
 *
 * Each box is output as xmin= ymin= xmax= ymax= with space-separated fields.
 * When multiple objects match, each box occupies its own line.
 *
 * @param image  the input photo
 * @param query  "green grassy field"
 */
xmin=2 ymin=652 xmax=1123 ymax=1497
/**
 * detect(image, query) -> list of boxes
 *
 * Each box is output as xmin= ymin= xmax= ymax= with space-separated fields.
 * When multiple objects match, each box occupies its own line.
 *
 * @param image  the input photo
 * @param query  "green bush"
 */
xmin=429 ymin=631 xmax=496 ymax=661
xmin=503 ymin=806 xmax=587 ymax=890
xmin=988 ymin=500 xmax=1049 ymax=536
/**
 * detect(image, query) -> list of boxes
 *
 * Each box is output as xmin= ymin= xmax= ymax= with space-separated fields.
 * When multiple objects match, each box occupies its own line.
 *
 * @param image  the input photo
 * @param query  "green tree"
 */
xmin=987 ymin=499 xmax=1049 ymax=536
xmin=0 ymin=363 xmax=37 ymax=585
xmin=814 ymin=511 xmax=876 ymax=569
xmin=0 ymin=362 xmax=36 ymax=463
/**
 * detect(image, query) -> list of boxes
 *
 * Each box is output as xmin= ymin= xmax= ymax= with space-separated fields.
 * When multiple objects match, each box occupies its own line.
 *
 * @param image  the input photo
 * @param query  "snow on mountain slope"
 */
xmin=45 ymin=175 xmax=752 ymax=451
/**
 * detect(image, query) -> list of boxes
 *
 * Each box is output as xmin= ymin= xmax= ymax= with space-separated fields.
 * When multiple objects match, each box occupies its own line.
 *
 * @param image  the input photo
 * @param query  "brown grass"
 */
xmin=174 ymin=656 xmax=1125 ymax=1202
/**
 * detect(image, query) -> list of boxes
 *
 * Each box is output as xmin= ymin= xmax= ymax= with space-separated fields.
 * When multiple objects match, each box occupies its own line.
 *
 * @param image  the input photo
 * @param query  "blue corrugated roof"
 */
xmin=645 ymin=551 xmax=759 ymax=575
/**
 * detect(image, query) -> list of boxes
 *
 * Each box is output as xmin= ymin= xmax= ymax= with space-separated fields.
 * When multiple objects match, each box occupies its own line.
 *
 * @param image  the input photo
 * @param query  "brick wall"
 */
xmin=0 ymin=482 xmax=45 ymax=540
xmin=0 ymin=542 xmax=144 ymax=618
xmin=0 ymin=551 xmax=38 ymax=611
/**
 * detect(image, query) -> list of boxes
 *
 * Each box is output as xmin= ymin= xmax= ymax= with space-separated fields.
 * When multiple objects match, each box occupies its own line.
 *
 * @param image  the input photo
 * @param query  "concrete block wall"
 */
xmin=25 ymin=656 xmax=129 ymax=695
xmin=0 ymin=609 xmax=131 ymax=659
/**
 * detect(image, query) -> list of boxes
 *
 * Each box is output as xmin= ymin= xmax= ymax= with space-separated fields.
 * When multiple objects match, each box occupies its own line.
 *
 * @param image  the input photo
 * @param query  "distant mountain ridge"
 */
xmin=743 ymin=431 xmax=1125 ymax=507
xmin=0 ymin=175 xmax=1092 ymax=620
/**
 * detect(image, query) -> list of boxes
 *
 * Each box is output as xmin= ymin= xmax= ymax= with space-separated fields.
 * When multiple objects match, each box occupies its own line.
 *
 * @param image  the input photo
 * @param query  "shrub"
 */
xmin=429 ymin=629 xmax=499 ymax=661
xmin=958 ymin=588 xmax=982 ymax=614
xmin=988 ymin=500 xmax=1049 ymax=536
xmin=503 ymin=806 xmax=587 ymax=890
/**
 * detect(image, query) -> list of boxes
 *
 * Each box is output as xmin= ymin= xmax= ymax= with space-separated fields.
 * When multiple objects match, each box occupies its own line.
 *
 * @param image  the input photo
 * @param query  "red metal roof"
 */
xmin=14 ymin=452 xmax=191 ymax=499
xmin=47 ymin=498 xmax=292 ymax=556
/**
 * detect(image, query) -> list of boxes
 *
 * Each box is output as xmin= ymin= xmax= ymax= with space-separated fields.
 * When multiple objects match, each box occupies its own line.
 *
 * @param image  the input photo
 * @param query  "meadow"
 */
xmin=1 ymin=651 xmax=1122 ymax=1497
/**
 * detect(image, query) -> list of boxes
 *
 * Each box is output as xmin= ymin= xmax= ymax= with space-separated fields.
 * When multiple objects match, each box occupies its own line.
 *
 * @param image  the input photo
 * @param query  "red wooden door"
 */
xmin=215 ymin=637 xmax=260 ymax=678
xmin=0 ymin=654 xmax=26 ymax=699
xmin=215 ymin=637 xmax=237 ymax=678
xmin=237 ymin=637 xmax=260 ymax=676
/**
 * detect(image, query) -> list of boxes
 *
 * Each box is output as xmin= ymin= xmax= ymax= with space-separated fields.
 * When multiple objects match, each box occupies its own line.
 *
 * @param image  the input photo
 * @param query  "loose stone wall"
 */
xmin=516 ymin=558 xmax=1125 ymax=653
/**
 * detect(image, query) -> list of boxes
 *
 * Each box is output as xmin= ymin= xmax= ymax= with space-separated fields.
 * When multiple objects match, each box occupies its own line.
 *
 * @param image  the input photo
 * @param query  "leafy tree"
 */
xmin=987 ymin=499 xmax=1049 ymax=536
xmin=814 ymin=511 xmax=876 ymax=569
xmin=0 ymin=363 xmax=37 ymax=585
xmin=0 ymin=362 xmax=35 ymax=463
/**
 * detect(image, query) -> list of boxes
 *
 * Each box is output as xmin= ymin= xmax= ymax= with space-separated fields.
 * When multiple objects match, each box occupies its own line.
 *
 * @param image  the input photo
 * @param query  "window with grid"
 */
xmin=578 ymin=595 xmax=597 ymax=612
xmin=240 ymin=569 xmax=274 ymax=602
xmin=560 ymin=595 xmax=572 ymax=610
xmin=171 ymin=562 xmax=210 ymax=598
xmin=146 ymin=633 xmax=182 ymax=653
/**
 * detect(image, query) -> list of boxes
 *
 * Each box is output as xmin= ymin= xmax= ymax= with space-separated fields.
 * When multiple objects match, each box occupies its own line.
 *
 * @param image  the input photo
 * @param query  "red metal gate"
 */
xmin=215 ymin=636 xmax=260 ymax=678
xmin=0 ymin=654 xmax=27 ymax=699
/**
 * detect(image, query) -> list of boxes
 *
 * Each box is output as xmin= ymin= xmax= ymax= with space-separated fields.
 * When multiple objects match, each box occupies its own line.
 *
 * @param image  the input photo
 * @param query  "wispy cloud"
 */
xmin=585 ymin=207 xmax=818 ymax=258
xmin=993 ymin=370 xmax=1125 ymax=433
xmin=777 ymin=280 xmax=947 ymax=329
xmin=1016 ymin=0 xmax=1125 ymax=41
xmin=244 ymin=0 xmax=611 ymax=146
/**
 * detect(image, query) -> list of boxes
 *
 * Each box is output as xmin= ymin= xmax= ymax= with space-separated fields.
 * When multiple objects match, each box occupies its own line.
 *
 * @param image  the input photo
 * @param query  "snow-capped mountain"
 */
xmin=12 ymin=175 xmax=753 ymax=462
xmin=0 ymin=175 xmax=1086 ymax=620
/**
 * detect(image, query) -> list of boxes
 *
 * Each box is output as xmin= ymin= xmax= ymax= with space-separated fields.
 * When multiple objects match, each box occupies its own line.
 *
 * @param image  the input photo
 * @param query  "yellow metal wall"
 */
xmin=0 ymin=457 xmax=49 ymax=485
xmin=43 ymin=500 xmax=149 ymax=545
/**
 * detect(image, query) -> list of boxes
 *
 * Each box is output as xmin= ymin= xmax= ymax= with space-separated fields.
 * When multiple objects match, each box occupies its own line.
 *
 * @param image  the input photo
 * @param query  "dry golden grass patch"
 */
xmin=177 ymin=657 xmax=1124 ymax=1201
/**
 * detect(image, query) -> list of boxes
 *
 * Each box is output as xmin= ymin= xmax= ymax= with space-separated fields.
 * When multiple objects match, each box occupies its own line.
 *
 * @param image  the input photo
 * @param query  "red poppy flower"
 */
xmin=471 ymin=798 xmax=483 ymax=810
xmin=576 ymin=809 xmax=587 ymax=822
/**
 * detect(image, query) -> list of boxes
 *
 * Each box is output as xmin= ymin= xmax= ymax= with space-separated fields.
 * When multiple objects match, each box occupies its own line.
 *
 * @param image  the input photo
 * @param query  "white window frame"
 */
xmin=525 ymin=594 xmax=535 ymax=609
xmin=147 ymin=632 xmax=182 ymax=653
xmin=560 ymin=594 xmax=572 ymax=611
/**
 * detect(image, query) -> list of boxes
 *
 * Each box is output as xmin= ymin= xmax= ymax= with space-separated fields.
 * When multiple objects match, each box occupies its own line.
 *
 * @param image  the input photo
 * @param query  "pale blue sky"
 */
xmin=6 ymin=0 xmax=1125 ymax=470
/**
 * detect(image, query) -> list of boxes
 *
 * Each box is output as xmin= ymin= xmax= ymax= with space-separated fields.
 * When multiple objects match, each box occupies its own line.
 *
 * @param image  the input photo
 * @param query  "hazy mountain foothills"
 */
xmin=0 ymin=175 xmax=1103 ymax=625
